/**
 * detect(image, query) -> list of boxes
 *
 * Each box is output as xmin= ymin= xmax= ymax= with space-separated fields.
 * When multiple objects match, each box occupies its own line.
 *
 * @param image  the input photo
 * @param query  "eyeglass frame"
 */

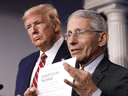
xmin=65 ymin=29 xmax=103 ymax=40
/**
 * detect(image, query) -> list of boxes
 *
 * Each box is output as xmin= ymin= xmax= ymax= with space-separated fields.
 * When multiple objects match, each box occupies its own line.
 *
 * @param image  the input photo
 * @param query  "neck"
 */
xmin=79 ymin=51 xmax=104 ymax=68
xmin=38 ymin=35 xmax=61 ymax=52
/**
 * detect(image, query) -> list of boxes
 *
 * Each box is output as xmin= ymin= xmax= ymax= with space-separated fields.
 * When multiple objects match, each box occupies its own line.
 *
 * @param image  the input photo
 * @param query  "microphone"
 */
xmin=0 ymin=84 xmax=3 ymax=90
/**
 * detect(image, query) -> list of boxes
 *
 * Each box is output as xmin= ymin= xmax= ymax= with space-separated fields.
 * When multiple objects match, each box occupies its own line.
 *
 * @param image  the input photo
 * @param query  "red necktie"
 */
xmin=31 ymin=53 xmax=47 ymax=88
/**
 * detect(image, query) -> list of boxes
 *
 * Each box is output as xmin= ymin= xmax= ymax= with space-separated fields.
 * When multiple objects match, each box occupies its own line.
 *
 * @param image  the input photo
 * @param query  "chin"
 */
xmin=71 ymin=54 xmax=79 ymax=58
xmin=34 ymin=41 xmax=43 ymax=46
xmin=76 ymin=56 xmax=84 ymax=63
xmin=34 ymin=44 xmax=42 ymax=48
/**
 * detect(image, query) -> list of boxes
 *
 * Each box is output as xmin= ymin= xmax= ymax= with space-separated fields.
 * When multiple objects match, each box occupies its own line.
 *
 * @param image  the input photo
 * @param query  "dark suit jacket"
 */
xmin=72 ymin=56 xmax=128 ymax=96
xmin=15 ymin=40 xmax=72 ymax=96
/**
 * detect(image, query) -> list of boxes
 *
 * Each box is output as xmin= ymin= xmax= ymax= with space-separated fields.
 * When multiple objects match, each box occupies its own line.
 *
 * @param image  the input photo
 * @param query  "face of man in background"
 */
xmin=24 ymin=12 xmax=57 ymax=52
xmin=67 ymin=17 xmax=102 ymax=65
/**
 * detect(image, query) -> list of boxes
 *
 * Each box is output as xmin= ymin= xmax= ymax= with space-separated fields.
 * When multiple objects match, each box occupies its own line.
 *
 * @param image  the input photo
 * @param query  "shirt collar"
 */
xmin=80 ymin=53 xmax=104 ymax=75
xmin=40 ymin=37 xmax=63 ymax=58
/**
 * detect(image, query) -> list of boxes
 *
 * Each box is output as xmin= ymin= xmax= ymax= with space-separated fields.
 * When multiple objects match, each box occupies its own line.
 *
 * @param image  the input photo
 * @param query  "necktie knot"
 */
xmin=41 ymin=53 xmax=47 ymax=62
xmin=40 ymin=53 xmax=47 ymax=68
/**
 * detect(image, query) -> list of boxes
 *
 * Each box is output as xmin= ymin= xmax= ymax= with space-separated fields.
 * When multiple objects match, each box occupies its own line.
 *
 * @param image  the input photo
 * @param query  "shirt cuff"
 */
xmin=92 ymin=88 xmax=102 ymax=96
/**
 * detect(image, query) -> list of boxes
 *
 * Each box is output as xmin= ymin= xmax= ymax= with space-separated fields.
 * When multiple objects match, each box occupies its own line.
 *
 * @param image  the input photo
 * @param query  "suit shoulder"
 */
xmin=101 ymin=56 xmax=128 ymax=73
xmin=107 ymin=61 xmax=128 ymax=78
xmin=110 ymin=62 xmax=128 ymax=72
xmin=20 ymin=51 xmax=39 ymax=63
xmin=23 ymin=51 xmax=39 ymax=59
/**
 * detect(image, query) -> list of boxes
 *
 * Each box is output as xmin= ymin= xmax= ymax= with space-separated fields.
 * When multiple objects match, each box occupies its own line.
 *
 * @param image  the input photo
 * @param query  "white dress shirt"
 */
xmin=80 ymin=53 xmax=104 ymax=96
xmin=30 ymin=37 xmax=63 ymax=87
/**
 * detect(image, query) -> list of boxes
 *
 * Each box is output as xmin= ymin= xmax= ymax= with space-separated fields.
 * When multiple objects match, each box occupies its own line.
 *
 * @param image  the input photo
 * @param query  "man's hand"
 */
xmin=63 ymin=62 xmax=98 ymax=96
xmin=24 ymin=87 xmax=39 ymax=96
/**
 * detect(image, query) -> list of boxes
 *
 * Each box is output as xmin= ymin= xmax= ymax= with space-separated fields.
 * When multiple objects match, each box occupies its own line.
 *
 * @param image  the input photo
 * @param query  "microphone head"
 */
xmin=0 ymin=84 xmax=3 ymax=90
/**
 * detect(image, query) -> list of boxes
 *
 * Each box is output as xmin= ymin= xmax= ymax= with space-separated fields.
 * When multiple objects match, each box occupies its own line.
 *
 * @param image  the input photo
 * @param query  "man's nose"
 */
xmin=68 ymin=33 xmax=78 ymax=45
xmin=31 ymin=25 xmax=38 ymax=34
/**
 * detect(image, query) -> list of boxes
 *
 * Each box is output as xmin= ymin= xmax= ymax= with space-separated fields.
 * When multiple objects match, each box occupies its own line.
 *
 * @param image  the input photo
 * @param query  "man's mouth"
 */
xmin=34 ymin=36 xmax=40 ymax=41
xmin=71 ymin=49 xmax=81 ymax=55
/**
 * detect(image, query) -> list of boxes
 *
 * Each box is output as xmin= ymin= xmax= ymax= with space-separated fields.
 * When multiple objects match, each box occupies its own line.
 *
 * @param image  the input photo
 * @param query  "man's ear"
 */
xmin=98 ymin=32 xmax=108 ymax=47
xmin=54 ymin=22 xmax=60 ymax=33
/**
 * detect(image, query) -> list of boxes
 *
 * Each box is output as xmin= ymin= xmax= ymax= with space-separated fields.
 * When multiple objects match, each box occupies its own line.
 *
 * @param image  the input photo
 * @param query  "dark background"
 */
xmin=0 ymin=0 xmax=84 ymax=33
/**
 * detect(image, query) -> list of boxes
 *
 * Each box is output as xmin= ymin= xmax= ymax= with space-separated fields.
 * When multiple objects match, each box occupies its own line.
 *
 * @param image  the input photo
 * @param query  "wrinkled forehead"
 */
xmin=67 ymin=17 xmax=92 ymax=30
xmin=68 ymin=16 xmax=92 ymax=23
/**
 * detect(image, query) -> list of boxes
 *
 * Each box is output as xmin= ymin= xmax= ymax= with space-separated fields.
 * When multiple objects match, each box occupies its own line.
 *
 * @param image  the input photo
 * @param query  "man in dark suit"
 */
xmin=15 ymin=4 xmax=71 ymax=96
xmin=63 ymin=9 xmax=128 ymax=96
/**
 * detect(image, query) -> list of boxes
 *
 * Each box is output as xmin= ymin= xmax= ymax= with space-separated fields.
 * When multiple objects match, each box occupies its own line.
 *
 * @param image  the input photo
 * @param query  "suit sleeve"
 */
xmin=15 ymin=60 xmax=23 ymax=96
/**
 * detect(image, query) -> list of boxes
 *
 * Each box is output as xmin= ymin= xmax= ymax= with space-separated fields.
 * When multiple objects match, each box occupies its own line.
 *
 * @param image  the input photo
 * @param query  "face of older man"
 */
xmin=24 ymin=13 xmax=58 ymax=52
xmin=67 ymin=17 xmax=105 ymax=65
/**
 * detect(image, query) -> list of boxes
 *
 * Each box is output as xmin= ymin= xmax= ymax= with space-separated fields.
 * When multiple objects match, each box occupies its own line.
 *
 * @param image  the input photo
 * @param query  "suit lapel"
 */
xmin=24 ymin=51 xmax=40 ymax=88
xmin=52 ymin=40 xmax=71 ymax=63
xmin=71 ymin=56 xmax=110 ymax=96
xmin=92 ymin=70 xmax=105 ymax=86
xmin=24 ymin=40 xmax=70 ymax=89
xmin=92 ymin=56 xmax=110 ymax=86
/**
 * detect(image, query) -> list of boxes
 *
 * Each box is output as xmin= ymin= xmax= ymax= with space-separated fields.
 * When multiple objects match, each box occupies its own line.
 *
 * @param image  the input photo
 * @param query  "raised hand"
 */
xmin=63 ymin=62 xmax=98 ymax=96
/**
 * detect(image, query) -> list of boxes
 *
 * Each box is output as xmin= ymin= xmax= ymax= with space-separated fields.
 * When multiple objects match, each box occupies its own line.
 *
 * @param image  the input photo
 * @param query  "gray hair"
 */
xmin=68 ymin=10 xmax=108 ymax=35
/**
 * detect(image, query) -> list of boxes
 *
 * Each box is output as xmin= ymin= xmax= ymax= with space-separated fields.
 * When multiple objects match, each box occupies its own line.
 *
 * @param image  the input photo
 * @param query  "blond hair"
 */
xmin=22 ymin=4 xmax=62 ymax=33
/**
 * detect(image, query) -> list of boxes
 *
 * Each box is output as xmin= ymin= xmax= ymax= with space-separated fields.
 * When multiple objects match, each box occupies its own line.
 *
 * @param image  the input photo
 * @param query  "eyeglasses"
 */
xmin=65 ymin=29 xmax=103 ymax=40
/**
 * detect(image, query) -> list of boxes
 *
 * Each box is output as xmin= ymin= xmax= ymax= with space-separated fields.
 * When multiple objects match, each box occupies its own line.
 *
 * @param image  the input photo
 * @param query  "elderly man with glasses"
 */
xmin=63 ymin=10 xmax=128 ymax=96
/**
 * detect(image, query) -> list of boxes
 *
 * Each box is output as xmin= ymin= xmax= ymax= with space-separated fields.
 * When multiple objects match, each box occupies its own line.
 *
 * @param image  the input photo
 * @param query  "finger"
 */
xmin=63 ymin=62 xmax=81 ymax=81
xmin=30 ymin=87 xmax=39 ymax=95
xmin=63 ymin=62 xmax=75 ymax=74
xmin=24 ymin=87 xmax=39 ymax=96
xmin=17 ymin=95 xmax=21 ymax=96
xmin=64 ymin=79 xmax=76 ymax=88
xmin=24 ymin=88 xmax=31 ymax=96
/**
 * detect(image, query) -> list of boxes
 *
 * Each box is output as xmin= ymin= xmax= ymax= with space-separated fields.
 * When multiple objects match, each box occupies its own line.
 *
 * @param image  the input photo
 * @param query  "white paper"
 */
xmin=38 ymin=57 xmax=76 ymax=96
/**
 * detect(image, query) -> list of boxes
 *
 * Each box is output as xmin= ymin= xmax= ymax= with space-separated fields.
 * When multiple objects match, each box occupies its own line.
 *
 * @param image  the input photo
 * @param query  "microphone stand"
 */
xmin=0 ymin=84 xmax=3 ymax=90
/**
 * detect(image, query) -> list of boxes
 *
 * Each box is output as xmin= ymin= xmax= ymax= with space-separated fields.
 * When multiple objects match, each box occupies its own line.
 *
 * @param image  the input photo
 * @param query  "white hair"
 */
xmin=68 ymin=10 xmax=108 ymax=35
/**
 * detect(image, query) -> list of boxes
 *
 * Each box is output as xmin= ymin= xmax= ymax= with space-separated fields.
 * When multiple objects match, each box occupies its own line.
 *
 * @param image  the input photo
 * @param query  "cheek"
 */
xmin=67 ymin=42 xmax=70 ymax=50
xmin=79 ymin=40 xmax=94 ymax=56
xmin=41 ymin=26 xmax=54 ymax=38
xmin=83 ymin=40 xmax=99 ymax=56
xmin=44 ymin=32 xmax=54 ymax=41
